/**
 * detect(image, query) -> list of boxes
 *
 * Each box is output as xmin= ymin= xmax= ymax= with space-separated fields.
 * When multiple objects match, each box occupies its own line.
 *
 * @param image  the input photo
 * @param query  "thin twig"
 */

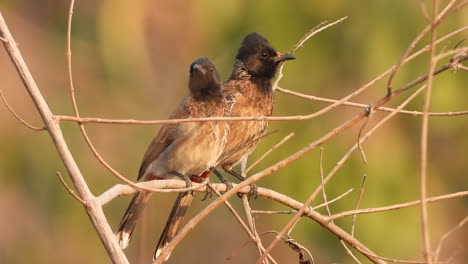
xmin=386 ymin=0 xmax=458 ymax=94
xmin=313 ymin=188 xmax=355 ymax=211
xmin=420 ymin=0 xmax=431 ymax=22
xmin=289 ymin=21 xmax=327 ymax=53
xmin=330 ymin=191 xmax=468 ymax=221
xmin=239 ymin=156 xmax=270 ymax=264
xmin=449 ymin=0 xmax=468 ymax=15
xmin=273 ymin=16 xmax=348 ymax=90
xmin=419 ymin=1 xmax=440 ymax=262
xmin=56 ymin=172 xmax=86 ymax=205
xmin=319 ymin=148 xmax=332 ymax=218
xmin=252 ymin=210 xmax=297 ymax=215
xmin=434 ymin=46 xmax=467 ymax=61
xmin=241 ymin=194 xmax=271 ymax=264
xmin=67 ymin=0 xmax=79 ymax=117
xmin=55 ymin=103 xmax=468 ymax=126
xmin=276 ymin=87 xmax=468 ymax=117
xmin=251 ymin=188 xmax=354 ymax=215
xmin=351 ymin=175 xmax=367 ymax=237
xmin=319 ymin=150 xmax=361 ymax=263
xmin=340 ymin=239 xmax=363 ymax=264
xmin=434 ymin=216 xmax=468 ymax=262
xmin=357 ymin=107 xmax=371 ymax=164
xmin=246 ymin=132 xmax=295 ymax=173
xmin=322 ymin=149 xmax=359 ymax=263
xmin=0 ymin=87 xmax=45 ymax=131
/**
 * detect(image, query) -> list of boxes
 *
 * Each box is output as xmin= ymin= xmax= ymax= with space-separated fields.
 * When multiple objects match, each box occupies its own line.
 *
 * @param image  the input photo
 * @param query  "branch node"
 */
xmin=364 ymin=104 xmax=374 ymax=118
xmin=386 ymin=87 xmax=393 ymax=98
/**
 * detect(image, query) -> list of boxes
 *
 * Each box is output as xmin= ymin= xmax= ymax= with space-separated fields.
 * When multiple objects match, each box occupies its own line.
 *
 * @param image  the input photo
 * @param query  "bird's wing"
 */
xmin=137 ymin=98 xmax=191 ymax=180
xmin=221 ymin=79 xmax=244 ymax=116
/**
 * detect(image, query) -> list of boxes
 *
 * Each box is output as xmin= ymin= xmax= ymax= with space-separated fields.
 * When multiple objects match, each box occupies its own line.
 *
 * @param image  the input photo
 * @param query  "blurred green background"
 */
xmin=0 ymin=0 xmax=467 ymax=263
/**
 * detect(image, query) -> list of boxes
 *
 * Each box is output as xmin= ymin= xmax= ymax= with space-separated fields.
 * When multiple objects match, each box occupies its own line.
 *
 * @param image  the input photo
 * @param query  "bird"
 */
xmin=216 ymin=32 xmax=295 ymax=187
xmin=115 ymin=58 xmax=228 ymax=254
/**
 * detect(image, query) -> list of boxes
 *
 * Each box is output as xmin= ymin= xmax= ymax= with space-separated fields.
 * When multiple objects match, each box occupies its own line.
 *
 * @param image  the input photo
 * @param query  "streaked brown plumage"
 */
xmin=219 ymin=32 xmax=295 ymax=178
xmin=115 ymin=58 xmax=227 ymax=255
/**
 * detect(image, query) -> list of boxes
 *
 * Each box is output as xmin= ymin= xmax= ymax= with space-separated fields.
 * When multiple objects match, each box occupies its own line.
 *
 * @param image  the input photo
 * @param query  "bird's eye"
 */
xmin=261 ymin=52 xmax=268 ymax=58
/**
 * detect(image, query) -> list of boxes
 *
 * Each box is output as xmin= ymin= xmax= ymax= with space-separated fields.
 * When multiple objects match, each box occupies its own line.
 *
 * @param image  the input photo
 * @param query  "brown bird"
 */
xmin=217 ymin=32 xmax=295 ymax=184
xmin=115 ymin=58 xmax=227 ymax=252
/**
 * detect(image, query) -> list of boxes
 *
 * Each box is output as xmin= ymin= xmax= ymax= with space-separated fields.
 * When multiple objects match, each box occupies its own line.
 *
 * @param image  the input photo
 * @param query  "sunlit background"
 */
xmin=0 ymin=1 xmax=467 ymax=263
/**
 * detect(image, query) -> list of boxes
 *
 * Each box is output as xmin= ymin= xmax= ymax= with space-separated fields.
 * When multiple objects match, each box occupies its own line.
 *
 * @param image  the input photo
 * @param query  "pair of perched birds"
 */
xmin=115 ymin=32 xmax=296 ymax=261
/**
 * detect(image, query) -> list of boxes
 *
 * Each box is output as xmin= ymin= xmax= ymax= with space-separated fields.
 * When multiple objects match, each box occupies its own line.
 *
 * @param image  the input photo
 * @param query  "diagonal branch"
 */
xmin=0 ymin=11 xmax=128 ymax=264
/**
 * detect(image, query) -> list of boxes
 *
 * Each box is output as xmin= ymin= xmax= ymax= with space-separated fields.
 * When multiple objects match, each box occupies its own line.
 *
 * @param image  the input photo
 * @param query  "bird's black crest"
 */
xmin=236 ymin=32 xmax=275 ymax=62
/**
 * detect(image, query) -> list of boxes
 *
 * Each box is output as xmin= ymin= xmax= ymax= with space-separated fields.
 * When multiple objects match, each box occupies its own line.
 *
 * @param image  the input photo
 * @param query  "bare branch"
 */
xmin=67 ymin=0 xmax=79 ymax=117
xmin=276 ymin=87 xmax=468 ymax=116
xmin=330 ymin=191 xmax=468 ymax=221
xmin=272 ymin=17 xmax=347 ymax=91
xmin=419 ymin=1 xmax=441 ymax=261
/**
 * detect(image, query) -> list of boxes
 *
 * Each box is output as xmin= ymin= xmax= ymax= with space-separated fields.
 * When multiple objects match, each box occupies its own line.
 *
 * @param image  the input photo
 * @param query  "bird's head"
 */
xmin=235 ymin=32 xmax=295 ymax=79
xmin=189 ymin=58 xmax=222 ymax=100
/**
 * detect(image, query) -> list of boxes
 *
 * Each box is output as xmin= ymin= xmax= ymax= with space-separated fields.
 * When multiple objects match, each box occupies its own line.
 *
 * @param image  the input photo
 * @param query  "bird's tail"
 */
xmin=153 ymin=192 xmax=194 ymax=262
xmin=115 ymin=191 xmax=152 ymax=249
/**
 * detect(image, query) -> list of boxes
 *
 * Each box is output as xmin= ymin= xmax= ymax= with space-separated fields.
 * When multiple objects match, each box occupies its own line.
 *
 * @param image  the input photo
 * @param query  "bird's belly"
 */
xmin=147 ymin=122 xmax=228 ymax=179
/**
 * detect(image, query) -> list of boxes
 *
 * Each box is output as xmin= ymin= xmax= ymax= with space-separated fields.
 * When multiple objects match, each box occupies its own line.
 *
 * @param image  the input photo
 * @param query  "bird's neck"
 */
xmin=192 ymin=85 xmax=223 ymax=103
xmin=229 ymin=60 xmax=273 ymax=93
xmin=229 ymin=60 xmax=251 ymax=80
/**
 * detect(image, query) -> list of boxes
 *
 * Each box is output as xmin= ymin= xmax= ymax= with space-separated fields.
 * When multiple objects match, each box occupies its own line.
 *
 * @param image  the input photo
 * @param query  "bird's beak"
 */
xmin=274 ymin=52 xmax=296 ymax=62
xmin=193 ymin=64 xmax=207 ymax=75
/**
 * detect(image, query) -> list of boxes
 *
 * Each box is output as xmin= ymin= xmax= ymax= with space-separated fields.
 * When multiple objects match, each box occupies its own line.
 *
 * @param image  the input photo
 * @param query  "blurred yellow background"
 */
xmin=0 ymin=0 xmax=467 ymax=263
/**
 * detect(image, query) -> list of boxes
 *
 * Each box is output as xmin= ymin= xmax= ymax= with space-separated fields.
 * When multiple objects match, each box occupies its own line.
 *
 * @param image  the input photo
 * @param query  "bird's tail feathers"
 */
xmin=153 ymin=192 xmax=194 ymax=262
xmin=115 ymin=191 xmax=152 ymax=249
